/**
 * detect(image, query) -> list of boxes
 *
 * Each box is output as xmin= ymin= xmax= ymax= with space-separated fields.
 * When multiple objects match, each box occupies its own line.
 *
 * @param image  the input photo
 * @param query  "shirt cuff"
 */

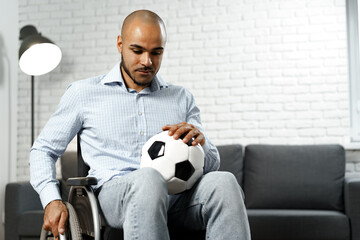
xmin=201 ymin=140 xmax=220 ymax=172
xmin=202 ymin=140 xmax=216 ymax=160
xmin=39 ymin=183 xmax=62 ymax=209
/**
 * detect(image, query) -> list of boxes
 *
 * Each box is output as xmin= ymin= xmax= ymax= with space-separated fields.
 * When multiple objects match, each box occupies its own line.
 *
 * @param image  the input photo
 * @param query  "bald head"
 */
xmin=117 ymin=10 xmax=166 ymax=92
xmin=121 ymin=10 xmax=166 ymax=42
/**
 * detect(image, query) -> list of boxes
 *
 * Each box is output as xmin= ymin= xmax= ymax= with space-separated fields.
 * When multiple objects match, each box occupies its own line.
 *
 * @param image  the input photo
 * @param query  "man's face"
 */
xmin=117 ymin=19 xmax=166 ymax=90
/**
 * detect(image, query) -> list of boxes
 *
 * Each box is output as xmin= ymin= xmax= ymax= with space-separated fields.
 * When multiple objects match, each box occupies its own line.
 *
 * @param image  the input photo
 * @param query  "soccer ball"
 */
xmin=140 ymin=131 xmax=204 ymax=194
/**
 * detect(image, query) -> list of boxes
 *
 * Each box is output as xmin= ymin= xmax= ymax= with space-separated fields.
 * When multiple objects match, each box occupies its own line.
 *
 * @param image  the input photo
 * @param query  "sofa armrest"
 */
xmin=5 ymin=181 xmax=43 ymax=240
xmin=344 ymin=177 xmax=360 ymax=240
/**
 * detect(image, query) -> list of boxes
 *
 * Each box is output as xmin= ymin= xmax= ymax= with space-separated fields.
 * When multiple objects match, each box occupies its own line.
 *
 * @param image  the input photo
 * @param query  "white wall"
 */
xmin=0 ymin=0 xmax=18 ymax=239
xmin=16 ymin=0 xmax=358 ymax=180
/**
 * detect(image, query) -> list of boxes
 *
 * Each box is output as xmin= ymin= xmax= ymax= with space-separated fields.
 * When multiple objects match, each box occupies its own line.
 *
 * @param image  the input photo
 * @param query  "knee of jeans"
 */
xmin=135 ymin=168 xmax=167 ymax=193
xmin=206 ymin=171 xmax=244 ymax=199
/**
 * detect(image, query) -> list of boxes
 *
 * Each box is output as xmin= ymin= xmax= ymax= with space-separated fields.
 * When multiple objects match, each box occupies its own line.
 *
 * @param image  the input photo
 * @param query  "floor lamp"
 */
xmin=18 ymin=25 xmax=62 ymax=144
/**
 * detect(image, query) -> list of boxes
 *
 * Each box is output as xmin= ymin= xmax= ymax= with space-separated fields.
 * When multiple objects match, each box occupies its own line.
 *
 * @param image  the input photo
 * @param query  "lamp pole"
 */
xmin=18 ymin=25 xmax=62 ymax=144
xmin=31 ymin=75 xmax=34 ymax=144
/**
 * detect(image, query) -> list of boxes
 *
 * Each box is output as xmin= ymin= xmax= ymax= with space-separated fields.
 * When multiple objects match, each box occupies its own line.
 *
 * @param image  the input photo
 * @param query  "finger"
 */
xmin=193 ymin=133 xmax=205 ymax=146
xmin=173 ymin=124 xmax=193 ymax=139
xmin=167 ymin=126 xmax=180 ymax=136
xmin=174 ymin=123 xmax=196 ymax=139
xmin=181 ymin=128 xmax=198 ymax=143
xmin=43 ymin=223 xmax=51 ymax=231
xmin=51 ymin=215 xmax=61 ymax=237
xmin=44 ymin=216 xmax=57 ymax=235
xmin=162 ymin=124 xmax=173 ymax=131
xmin=163 ymin=122 xmax=185 ymax=130
xmin=52 ymin=222 xmax=59 ymax=238
xmin=163 ymin=122 xmax=186 ymax=136
xmin=58 ymin=210 xmax=68 ymax=234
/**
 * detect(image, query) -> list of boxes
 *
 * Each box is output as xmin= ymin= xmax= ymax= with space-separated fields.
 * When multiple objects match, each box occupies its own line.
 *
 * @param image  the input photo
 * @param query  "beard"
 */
xmin=120 ymin=56 xmax=154 ymax=87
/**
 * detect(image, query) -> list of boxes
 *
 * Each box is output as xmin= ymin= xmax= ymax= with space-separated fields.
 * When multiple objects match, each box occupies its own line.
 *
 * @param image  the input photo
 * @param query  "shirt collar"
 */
xmin=100 ymin=62 xmax=168 ymax=93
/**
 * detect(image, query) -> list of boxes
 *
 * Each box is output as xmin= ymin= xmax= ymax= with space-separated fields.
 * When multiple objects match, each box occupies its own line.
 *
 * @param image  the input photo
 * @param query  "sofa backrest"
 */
xmin=243 ymin=144 xmax=345 ymax=211
xmin=217 ymin=144 xmax=244 ymax=187
xmin=62 ymin=145 xmax=245 ymax=185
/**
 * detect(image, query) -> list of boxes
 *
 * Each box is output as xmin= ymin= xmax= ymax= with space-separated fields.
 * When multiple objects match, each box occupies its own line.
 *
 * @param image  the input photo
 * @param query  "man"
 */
xmin=30 ymin=10 xmax=250 ymax=240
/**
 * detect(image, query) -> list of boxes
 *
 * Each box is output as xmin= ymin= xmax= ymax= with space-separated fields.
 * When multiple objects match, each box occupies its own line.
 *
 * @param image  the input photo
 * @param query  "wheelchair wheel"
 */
xmin=40 ymin=202 xmax=82 ymax=240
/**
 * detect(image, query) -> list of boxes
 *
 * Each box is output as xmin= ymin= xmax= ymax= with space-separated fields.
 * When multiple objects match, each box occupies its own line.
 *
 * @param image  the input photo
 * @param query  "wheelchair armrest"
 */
xmin=66 ymin=177 xmax=98 ymax=186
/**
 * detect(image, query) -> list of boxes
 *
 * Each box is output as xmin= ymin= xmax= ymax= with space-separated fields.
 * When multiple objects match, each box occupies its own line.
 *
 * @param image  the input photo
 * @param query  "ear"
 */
xmin=117 ymin=35 xmax=123 ymax=54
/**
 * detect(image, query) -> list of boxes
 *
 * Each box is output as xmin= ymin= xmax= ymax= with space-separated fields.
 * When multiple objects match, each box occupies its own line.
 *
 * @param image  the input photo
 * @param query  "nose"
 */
xmin=140 ymin=52 xmax=152 ymax=66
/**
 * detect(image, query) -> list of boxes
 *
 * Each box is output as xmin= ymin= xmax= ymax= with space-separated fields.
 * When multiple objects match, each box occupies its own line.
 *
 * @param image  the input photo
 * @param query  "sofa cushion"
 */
xmin=244 ymin=144 xmax=345 ymax=210
xmin=217 ymin=144 xmax=243 ymax=187
xmin=18 ymin=210 xmax=44 ymax=237
xmin=247 ymin=209 xmax=350 ymax=240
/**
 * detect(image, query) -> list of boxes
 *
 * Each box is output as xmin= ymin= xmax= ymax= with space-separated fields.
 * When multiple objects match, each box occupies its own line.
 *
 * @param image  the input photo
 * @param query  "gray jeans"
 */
xmin=97 ymin=168 xmax=250 ymax=240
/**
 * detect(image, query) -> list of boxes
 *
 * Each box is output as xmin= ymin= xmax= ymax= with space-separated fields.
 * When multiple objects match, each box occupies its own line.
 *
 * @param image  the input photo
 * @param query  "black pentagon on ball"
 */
xmin=148 ymin=141 xmax=165 ymax=160
xmin=175 ymin=160 xmax=195 ymax=181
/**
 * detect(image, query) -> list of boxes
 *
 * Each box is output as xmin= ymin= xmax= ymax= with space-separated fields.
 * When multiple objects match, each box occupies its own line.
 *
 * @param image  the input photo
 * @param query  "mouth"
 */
xmin=136 ymin=69 xmax=153 ymax=76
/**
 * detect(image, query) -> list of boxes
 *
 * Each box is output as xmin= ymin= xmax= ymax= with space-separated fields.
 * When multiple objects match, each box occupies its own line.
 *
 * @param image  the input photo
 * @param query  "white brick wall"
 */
xmin=17 ymin=0 xmax=359 ymax=180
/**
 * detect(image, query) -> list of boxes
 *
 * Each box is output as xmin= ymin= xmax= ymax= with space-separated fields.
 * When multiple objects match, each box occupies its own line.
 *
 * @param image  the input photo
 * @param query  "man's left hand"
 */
xmin=162 ymin=122 xmax=205 ymax=146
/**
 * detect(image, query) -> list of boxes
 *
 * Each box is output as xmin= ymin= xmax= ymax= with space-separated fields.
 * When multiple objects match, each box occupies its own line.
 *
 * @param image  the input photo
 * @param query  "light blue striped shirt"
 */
xmin=30 ymin=62 xmax=220 ymax=208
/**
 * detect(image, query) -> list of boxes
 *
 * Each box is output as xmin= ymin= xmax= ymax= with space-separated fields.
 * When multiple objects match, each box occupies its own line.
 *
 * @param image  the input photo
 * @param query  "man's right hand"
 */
xmin=43 ymin=200 xmax=68 ymax=237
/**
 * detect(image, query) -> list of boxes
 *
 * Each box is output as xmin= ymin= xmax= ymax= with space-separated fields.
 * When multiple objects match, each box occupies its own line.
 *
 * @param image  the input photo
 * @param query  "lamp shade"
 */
xmin=19 ymin=25 xmax=62 ymax=76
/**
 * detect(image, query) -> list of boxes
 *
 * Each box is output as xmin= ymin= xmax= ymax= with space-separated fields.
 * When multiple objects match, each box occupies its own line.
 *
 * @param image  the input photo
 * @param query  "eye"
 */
xmin=133 ymin=49 xmax=143 ymax=54
xmin=151 ymin=51 xmax=162 ymax=56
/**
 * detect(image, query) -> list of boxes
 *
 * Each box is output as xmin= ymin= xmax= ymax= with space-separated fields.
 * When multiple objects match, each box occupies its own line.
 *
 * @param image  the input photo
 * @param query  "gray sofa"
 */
xmin=5 ymin=144 xmax=360 ymax=240
xmin=242 ymin=145 xmax=357 ymax=240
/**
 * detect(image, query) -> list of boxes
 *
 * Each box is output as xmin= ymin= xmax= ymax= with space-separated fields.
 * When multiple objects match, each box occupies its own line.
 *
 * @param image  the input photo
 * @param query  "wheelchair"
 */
xmin=40 ymin=136 xmax=124 ymax=240
xmin=40 ymin=136 xmax=206 ymax=240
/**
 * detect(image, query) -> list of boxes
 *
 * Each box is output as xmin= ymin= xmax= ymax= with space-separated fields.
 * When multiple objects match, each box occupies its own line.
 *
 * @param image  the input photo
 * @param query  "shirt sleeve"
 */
xmin=185 ymin=90 xmax=220 ymax=173
xmin=29 ymin=83 xmax=83 ymax=208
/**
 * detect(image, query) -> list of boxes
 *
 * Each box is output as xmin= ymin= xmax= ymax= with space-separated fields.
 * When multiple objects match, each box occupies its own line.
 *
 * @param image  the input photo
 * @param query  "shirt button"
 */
xmin=140 ymin=131 xmax=144 ymax=136
xmin=138 ymin=111 xmax=142 ymax=116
